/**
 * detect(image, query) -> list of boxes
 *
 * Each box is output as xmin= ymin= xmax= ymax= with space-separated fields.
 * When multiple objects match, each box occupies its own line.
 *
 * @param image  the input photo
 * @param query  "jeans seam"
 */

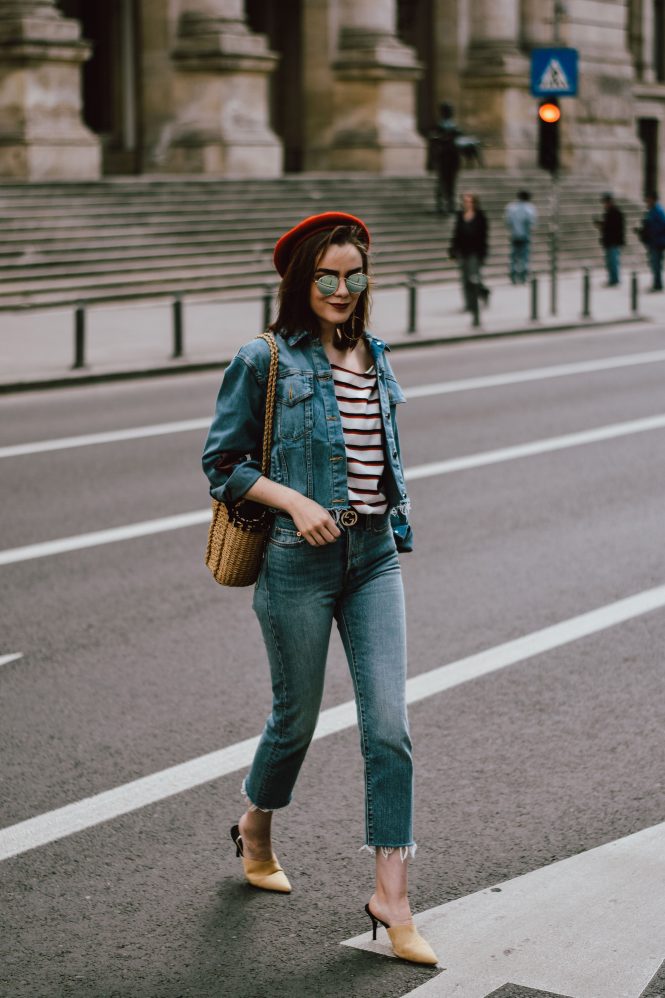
xmin=338 ymin=605 xmax=374 ymax=843
xmin=253 ymin=550 xmax=289 ymax=809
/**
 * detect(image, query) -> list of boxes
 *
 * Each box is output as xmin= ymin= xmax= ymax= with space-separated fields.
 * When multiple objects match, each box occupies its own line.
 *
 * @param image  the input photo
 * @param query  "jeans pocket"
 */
xmin=269 ymin=524 xmax=305 ymax=548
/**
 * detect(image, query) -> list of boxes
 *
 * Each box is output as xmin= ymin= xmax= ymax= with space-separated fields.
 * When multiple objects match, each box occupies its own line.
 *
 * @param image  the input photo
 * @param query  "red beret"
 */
xmin=273 ymin=211 xmax=370 ymax=277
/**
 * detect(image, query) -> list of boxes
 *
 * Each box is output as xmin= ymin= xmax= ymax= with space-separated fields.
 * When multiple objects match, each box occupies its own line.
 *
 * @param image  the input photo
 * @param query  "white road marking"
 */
xmin=0 ymin=511 xmax=210 ymax=566
xmin=0 ymin=419 xmax=209 ymax=459
xmin=0 ymin=581 xmax=664 ymax=862
xmin=404 ymin=347 xmax=665 ymax=399
xmin=343 ymin=821 xmax=665 ymax=998
xmin=3 ymin=349 xmax=665 ymax=459
xmin=406 ymin=412 xmax=665 ymax=481
xmin=1 ymin=411 xmax=664 ymax=567
xmin=0 ymin=653 xmax=22 ymax=668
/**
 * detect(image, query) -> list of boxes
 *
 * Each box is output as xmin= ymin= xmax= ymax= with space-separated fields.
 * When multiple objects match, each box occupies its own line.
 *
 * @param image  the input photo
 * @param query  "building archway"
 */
xmin=58 ymin=0 xmax=142 ymax=174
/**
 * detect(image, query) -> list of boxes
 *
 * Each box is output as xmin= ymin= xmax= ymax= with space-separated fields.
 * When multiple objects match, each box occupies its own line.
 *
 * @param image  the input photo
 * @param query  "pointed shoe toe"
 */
xmin=242 ymin=856 xmax=292 ymax=893
xmin=386 ymin=923 xmax=439 ymax=966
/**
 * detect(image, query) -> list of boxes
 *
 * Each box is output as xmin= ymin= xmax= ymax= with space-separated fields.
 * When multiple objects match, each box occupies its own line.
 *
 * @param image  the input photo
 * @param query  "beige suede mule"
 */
xmin=365 ymin=903 xmax=440 ymax=966
xmin=230 ymin=824 xmax=292 ymax=894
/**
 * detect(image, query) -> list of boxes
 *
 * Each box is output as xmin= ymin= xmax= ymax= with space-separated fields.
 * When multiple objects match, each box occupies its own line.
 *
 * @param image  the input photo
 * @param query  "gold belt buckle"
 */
xmin=340 ymin=509 xmax=359 ymax=527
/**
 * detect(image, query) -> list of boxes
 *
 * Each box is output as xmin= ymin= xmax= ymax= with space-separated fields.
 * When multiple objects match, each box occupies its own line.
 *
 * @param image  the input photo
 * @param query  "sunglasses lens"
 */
xmin=345 ymin=273 xmax=368 ymax=294
xmin=316 ymin=274 xmax=339 ymax=296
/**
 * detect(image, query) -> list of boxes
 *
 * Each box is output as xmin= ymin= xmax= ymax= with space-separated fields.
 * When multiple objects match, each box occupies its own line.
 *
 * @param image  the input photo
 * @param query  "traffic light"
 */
xmin=537 ymin=100 xmax=560 ymax=174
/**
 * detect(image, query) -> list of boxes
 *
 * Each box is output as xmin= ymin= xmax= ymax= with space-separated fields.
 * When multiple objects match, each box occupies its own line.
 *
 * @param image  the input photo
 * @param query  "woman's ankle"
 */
xmin=370 ymin=890 xmax=412 ymax=925
xmin=238 ymin=810 xmax=273 ymax=860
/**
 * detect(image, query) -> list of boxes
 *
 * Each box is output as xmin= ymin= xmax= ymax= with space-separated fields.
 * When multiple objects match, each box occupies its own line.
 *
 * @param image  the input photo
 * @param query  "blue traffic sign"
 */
xmin=530 ymin=47 xmax=578 ymax=97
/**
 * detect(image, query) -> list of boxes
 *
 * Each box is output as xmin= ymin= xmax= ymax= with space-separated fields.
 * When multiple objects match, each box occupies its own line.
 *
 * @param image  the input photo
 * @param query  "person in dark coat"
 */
xmin=449 ymin=191 xmax=489 ymax=317
xmin=594 ymin=192 xmax=625 ymax=286
xmin=429 ymin=102 xmax=461 ymax=215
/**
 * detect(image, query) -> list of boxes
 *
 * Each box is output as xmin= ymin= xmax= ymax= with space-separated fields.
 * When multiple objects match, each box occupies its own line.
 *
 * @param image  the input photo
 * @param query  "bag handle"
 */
xmin=256 ymin=331 xmax=279 ymax=478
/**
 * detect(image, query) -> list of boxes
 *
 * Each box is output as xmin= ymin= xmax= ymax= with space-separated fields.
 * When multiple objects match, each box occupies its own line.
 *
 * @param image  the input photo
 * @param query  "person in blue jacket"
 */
xmin=637 ymin=191 xmax=665 ymax=291
xmin=202 ymin=212 xmax=438 ymax=967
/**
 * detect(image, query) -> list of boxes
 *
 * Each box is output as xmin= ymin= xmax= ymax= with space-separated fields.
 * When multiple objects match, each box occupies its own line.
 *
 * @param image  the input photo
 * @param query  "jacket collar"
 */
xmin=282 ymin=329 xmax=389 ymax=355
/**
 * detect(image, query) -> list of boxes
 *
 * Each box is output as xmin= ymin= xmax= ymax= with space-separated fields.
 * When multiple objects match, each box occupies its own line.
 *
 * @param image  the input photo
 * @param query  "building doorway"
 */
xmin=638 ymin=118 xmax=659 ymax=196
xmin=246 ymin=0 xmax=304 ymax=172
xmin=398 ymin=0 xmax=436 ymax=135
xmin=58 ymin=0 xmax=142 ymax=174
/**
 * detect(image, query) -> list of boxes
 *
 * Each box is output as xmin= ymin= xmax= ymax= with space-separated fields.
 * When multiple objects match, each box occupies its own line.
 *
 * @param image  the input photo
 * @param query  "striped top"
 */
xmin=331 ymin=363 xmax=388 ymax=515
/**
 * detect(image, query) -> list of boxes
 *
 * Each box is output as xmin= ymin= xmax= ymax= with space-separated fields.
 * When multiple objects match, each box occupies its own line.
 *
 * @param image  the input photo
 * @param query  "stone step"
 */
xmin=0 ymin=173 xmax=643 ymax=308
xmin=0 ymin=232 xmax=644 ymax=282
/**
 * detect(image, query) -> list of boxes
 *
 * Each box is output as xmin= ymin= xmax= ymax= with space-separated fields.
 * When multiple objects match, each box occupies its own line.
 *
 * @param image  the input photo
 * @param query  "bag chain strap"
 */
xmin=256 ymin=331 xmax=279 ymax=478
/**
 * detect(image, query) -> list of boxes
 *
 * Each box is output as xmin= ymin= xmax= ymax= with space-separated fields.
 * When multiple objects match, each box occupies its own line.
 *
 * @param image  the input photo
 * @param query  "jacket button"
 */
xmin=392 ymin=450 xmax=398 ymax=459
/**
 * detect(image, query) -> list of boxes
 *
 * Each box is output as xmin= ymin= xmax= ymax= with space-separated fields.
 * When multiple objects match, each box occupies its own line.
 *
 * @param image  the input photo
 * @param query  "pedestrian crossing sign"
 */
xmin=530 ymin=48 xmax=578 ymax=97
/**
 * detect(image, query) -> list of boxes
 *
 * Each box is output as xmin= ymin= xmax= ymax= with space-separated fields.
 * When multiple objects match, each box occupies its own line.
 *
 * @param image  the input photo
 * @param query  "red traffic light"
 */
xmin=538 ymin=102 xmax=561 ymax=124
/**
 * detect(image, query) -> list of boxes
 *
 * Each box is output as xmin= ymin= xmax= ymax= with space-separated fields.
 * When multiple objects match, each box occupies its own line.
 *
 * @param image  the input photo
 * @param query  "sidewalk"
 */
xmin=0 ymin=267 xmax=656 ymax=391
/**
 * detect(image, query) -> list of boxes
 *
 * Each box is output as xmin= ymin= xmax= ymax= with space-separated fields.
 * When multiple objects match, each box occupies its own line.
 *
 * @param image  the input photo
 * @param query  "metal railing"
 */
xmin=63 ymin=267 xmax=642 ymax=373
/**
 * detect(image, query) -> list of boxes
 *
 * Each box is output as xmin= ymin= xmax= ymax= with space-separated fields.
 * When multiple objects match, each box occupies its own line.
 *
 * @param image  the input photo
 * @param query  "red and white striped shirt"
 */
xmin=331 ymin=363 xmax=388 ymax=515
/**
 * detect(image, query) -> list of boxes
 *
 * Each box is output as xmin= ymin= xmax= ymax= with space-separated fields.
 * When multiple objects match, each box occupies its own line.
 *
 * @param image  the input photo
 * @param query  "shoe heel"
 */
xmin=364 ymin=903 xmax=378 ymax=940
xmin=364 ymin=903 xmax=389 ymax=942
xmin=230 ymin=824 xmax=243 ymax=858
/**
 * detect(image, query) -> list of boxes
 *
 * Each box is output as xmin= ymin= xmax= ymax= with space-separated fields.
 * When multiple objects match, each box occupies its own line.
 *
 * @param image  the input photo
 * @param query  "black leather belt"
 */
xmin=335 ymin=509 xmax=389 ymax=530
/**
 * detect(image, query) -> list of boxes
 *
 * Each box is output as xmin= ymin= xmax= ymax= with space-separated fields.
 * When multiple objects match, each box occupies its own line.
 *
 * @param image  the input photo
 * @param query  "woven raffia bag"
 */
xmin=205 ymin=331 xmax=279 ymax=586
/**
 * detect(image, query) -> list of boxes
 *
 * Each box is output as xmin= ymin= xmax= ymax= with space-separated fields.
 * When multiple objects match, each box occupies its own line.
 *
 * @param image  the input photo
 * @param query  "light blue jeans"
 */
xmin=245 ymin=513 xmax=414 ymax=850
xmin=510 ymin=238 xmax=530 ymax=283
xmin=604 ymin=246 xmax=621 ymax=285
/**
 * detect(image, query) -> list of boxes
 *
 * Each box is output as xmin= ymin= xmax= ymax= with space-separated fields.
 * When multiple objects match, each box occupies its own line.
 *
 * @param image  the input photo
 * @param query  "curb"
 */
xmin=0 ymin=314 xmax=646 ymax=395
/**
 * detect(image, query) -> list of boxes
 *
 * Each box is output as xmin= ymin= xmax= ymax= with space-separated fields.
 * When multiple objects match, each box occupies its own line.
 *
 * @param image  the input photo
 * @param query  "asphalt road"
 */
xmin=1 ymin=319 xmax=665 ymax=998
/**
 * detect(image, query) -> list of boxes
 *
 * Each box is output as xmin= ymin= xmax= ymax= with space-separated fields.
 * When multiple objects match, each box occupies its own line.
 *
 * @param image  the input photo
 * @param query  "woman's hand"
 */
xmin=242 ymin=477 xmax=341 ymax=546
xmin=287 ymin=495 xmax=341 ymax=546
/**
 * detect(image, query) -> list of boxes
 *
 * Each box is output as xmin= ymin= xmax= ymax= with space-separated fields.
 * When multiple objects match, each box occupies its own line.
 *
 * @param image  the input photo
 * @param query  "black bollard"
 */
xmin=72 ymin=302 xmax=86 ymax=369
xmin=172 ymin=294 xmax=184 ymax=359
xmin=550 ymin=230 xmax=558 ymax=316
xmin=530 ymin=274 xmax=539 ymax=321
xmin=262 ymin=286 xmax=273 ymax=331
xmin=407 ymin=274 xmax=417 ymax=334
xmin=631 ymin=272 xmax=639 ymax=315
xmin=581 ymin=268 xmax=591 ymax=318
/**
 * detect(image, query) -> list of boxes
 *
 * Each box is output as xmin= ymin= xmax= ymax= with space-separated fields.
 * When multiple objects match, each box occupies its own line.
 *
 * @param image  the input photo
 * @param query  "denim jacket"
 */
xmin=202 ymin=330 xmax=413 ymax=551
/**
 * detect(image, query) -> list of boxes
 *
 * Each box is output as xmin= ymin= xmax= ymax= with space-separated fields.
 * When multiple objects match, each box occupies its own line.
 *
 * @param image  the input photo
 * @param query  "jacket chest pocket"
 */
xmin=385 ymin=374 xmax=406 ymax=406
xmin=276 ymin=373 xmax=314 ymax=442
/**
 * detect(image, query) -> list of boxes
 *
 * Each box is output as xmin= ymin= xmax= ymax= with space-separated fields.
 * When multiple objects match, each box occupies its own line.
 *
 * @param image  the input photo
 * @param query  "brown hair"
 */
xmin=269 ymin=225 xmax=371 ymax=349
xmin=463 ymin=191 xmax=481 ymax=212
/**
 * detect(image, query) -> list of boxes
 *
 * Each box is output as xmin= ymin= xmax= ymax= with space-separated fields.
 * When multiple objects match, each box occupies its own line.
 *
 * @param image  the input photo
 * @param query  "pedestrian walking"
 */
xmin=593 ymin=192 xmax=625 ymax=286
xmin=449 ymin=191 xmax=490 ymax=316
xmin=202 ymin=212 xmax=439 ymax=968
xmin=429 ymin=102 xmax=461 ymax=215
xmin=636 ymin=191 xmax=665 ymax=292
xmin=504 ymin=190 xmax=537 ymax=284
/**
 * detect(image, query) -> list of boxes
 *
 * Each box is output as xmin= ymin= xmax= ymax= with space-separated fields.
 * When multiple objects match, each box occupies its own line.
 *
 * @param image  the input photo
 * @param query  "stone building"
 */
xmin=0 ymin=0 xmax=663 ymax=195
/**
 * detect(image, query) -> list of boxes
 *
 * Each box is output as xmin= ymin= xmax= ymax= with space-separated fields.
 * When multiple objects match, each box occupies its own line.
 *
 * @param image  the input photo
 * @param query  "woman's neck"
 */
xmin=321 ymin=328 xmax=372 ymax=374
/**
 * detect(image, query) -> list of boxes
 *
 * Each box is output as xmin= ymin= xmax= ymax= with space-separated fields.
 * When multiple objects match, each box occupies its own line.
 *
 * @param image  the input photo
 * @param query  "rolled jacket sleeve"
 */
xmin=202 ymin=347 xmax=269 ymax=506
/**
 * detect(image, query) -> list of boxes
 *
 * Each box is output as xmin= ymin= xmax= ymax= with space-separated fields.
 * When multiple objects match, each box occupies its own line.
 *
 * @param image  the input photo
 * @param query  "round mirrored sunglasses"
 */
xmin=314 ymin=273 xmax=368 ymax=296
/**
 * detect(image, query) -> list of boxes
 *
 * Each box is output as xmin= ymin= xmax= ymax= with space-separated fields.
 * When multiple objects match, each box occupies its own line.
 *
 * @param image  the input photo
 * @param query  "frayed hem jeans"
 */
xmin=244 ymin=513 xmax=414 ymax=850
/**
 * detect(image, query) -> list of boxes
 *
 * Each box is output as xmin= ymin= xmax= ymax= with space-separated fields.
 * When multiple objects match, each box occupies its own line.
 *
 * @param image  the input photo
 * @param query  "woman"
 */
xmin=202 ymin=212 xmax=439 ymax=967
xmin=449 ymin=191 xmax=490 ymax=314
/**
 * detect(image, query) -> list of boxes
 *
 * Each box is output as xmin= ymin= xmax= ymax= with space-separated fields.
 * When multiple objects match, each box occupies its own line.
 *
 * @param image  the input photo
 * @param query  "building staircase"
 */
xmin=0 ymin=172 xmax=646 ymax=310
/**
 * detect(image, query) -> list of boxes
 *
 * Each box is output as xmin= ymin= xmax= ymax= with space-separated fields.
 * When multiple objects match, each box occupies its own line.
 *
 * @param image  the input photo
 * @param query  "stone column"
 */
xmin=459 ymin=0 xmax=530 ymax=169
xmin=520 ymin=0 xmax=555 ymax=48
xmin=327 ymin=0 xmax=425 ymax=174
xmin=0 ymin=0 xmax=100 ymax=179
xmin=162 ymin=0 xmax=282 ymax=176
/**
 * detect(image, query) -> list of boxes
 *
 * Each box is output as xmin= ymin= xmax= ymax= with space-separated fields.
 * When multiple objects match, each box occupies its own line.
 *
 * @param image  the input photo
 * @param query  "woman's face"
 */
xmin=462 ymin=193 xmax=474 ymax=212
xmin=309 ymin=241 xmax=365 ymax=337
